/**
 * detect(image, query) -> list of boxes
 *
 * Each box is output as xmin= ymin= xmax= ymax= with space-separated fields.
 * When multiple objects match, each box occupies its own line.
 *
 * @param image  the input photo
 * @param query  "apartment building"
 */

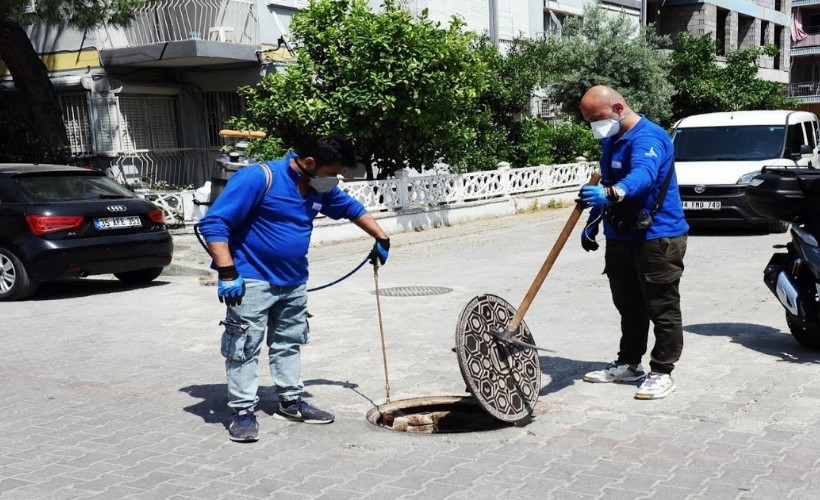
xmin=0 ymin=0 xmax=543 ymax=187
xmin=0 ymin=0 xmax=795 ymax=186
xmin=790 ymin=1 xmax=820 ymax=114
xmin=649 ymin=0 xmax=791 ymax=84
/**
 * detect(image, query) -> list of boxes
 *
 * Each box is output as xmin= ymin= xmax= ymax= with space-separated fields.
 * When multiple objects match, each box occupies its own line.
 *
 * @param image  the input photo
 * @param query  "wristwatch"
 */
xmin=605 ymin=185 xmax=626 ymax=203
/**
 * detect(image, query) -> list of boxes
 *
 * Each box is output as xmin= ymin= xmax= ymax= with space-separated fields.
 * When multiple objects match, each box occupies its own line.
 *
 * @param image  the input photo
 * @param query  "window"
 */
xmin=673 ymin=125 xmax=786 ymax=161
xmin=760 ymin=21 xmax=769 ymax=46
xmin=786 ymin=123 xmax=808 ymax=157
xmin=539 ymin=100 xmax=557 ymax=119
xmin=205 ymin=91 xmax=245 ymax=148
xmin=59 ymin=93 xmax=93 ymax=156
xmin=716 ymin=8 xmax=729 ymax=56
xmin=118 ymin=95 xmax=180 ymax=151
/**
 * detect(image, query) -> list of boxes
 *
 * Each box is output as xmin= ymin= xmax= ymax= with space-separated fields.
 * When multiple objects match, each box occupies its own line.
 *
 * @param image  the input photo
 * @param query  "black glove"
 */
xmin=581 ymin=222 xmax=600 ymax=252
xmin=369 ymin=238 xmax=390 ymax=265
xmin=216 ymin=265 xmax=245 ymax=306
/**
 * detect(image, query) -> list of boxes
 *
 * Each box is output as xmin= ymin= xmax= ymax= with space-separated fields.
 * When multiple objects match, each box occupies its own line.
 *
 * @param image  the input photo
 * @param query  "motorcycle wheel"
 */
xmin=785 ymin=312 xmax=820 ymax=350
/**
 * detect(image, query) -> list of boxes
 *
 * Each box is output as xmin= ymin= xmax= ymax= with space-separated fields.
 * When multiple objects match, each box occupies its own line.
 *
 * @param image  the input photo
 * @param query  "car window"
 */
xmin=12 ymin=173 xmax=135 ymax=202
xmin=786 ymin=123 xmax=806 ymax=157
xmin=673 ymin=125 xmax=786 ymax=161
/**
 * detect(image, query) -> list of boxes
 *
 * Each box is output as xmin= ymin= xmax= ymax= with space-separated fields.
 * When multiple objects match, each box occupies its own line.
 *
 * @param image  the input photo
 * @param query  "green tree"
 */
xmin=459 ymin=34 xmax=566 ymax=171
xmin=233 ymin=0 xmax=488 ymax=178
xmin=549 ymin=3 xmax=674 ymax=126
xmin=669 ymin=32 xmax=798 ymax=119
xmin=511 ymin=119 xmax=601 ymax=167
xmin=0 ymin=1 xmax=143 ymax=162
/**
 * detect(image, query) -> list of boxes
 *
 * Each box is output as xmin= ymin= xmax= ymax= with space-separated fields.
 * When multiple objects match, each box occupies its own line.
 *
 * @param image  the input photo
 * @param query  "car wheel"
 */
xmin=114 ymin=267 xmax=164 ymax=284
xmin=0 ymin=247 xmax=39 ymax=301
xmin=768 ymin=220 xmax=789 ymax=233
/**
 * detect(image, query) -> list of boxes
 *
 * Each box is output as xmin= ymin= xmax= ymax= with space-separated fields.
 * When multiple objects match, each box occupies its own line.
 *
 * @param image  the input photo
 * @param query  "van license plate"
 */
xmin=682 ymin=201 xmax=721 ymax=210
xmin=94 ymin=216 xmax=142 ymax=230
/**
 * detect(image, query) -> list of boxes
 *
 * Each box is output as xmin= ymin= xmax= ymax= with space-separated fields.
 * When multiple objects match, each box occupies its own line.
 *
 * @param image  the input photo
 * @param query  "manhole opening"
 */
xmin=373 ymin=286 xmax=453 ymax=297
xmin=366 ymin=396 xmax=511 ymax=434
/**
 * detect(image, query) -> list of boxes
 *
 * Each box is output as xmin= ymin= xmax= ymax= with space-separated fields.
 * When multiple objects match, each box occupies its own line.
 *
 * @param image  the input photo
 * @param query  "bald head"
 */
xmin=580 ymin=85 xmax=637 ymax=137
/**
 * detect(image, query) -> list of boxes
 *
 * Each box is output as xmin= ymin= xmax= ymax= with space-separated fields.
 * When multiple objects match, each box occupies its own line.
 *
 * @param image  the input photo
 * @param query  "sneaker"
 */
xmin=583 ymin=361 xmax=646 ymax=383
xmin=274 ymin=397 xmax=334 ymax=424
xmin=228 ymin=410 xmax=259 ymax=442
xmin=635 ymin=372 xmax=676 ymax=400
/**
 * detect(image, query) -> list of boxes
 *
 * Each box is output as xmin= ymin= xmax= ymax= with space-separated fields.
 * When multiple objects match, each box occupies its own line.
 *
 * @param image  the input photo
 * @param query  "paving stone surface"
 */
xmin=2 ymin=207 xmax=819 ymax=499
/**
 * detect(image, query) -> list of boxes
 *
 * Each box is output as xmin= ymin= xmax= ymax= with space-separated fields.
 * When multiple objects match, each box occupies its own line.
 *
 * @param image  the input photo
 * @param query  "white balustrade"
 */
xmin=136 ymin=160 xmax=593 ymax=224
xmin=100 ymin=0 xmax=259 ymax=48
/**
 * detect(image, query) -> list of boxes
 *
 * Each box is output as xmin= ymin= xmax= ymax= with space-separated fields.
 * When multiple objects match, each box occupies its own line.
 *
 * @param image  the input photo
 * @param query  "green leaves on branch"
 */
xmin=669 ymin=32 xmax=798 ymax=118
xmin=548 ymin=4 xmax=674 ymax=126
xmin=237 ymin=0 xmax=489 ymax=178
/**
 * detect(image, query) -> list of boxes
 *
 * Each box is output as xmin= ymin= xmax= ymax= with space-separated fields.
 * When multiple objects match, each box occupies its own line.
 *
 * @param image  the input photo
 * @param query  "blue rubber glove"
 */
xmin=581 ymin=222 xmax=600 ymax=252
xmin=369 ymin=238 xmax=390 ymax=265
xmin=216 ymin=265 xmax=245 ymax=306
xmin=577 ymin=184 xmax=608 ymax=208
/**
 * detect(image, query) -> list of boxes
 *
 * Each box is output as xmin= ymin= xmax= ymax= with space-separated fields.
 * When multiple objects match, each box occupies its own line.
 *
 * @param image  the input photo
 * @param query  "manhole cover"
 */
xmin=455 ymin=294 xmax=541 ymax=423
xmin=366 ymin=396 xmax=510 ymax=433
xmin=373 ymin=286 xmax=453 ymax=297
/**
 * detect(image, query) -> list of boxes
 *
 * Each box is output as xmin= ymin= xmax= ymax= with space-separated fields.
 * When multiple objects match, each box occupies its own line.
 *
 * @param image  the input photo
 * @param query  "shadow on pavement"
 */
xmin=685 ymin=322 xmax=820 ymax=364
xmin=180 ymin=383 xmax=324 ymax=426
xmin=31 ymin=279 xmax=168 ymax=301
xmin=538 ymin=355 xmax=618 ymax=396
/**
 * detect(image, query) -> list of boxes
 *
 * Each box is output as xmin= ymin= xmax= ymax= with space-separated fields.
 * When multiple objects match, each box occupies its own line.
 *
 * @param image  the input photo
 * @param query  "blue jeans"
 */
xmin=219 ymin=278 xmax=309 ymax=412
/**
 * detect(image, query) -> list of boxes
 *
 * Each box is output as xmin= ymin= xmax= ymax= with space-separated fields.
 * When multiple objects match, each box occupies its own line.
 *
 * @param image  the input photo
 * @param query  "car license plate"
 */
xmin=682 ymin=201 xmax=721 ymax=210
xmin=94 ymin=215 xmax=142 ymax=230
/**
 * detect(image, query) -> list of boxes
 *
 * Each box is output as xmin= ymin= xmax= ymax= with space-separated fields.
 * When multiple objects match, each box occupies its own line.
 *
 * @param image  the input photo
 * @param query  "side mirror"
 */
xmin=800 ymin=144 xmax=814 ymax=156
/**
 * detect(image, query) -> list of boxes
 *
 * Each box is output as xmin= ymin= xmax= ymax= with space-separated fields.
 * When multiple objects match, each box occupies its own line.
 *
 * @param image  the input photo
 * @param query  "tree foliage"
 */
xmin=0 ymin=0 xmax=143 ymax=162
xmin=233 ymin=0 xmax=489 ymax=178
xmin=549 ymin=3 xmax=674 ymax=126
xmin=511 ymin=119 xmax=600 ymax=167
xmin=669 ymin=32 xmax=798 ymax=119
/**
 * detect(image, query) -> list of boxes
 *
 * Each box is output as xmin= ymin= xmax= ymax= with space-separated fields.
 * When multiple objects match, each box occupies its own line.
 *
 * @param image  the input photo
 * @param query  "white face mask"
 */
xmin=590 ymin=110 xmax=632 ymax=140
xmin=307 ymin=176 xmax=339 ymax=193
xmin=295 ymin=159 xmax=340 ymax=193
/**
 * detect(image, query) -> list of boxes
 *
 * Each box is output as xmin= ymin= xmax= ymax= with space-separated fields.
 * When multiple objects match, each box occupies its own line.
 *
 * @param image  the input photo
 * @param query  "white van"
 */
xmin=671 ymin=110 xmax=820 ymax=232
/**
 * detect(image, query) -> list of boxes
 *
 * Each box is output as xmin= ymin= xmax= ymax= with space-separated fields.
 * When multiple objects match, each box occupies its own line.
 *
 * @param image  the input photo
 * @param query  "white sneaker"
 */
xmin=635 ymin=372 xmax=676 ymax=400
xmin=583 ymin=361 xmax=646 ymax=383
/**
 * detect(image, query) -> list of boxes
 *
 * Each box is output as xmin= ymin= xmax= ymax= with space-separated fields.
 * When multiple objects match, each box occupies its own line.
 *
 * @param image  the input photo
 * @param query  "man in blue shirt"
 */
xmin=576 ymin=85 xmax=689 ymax=400
xmin=198 ymin=136 xmax=390 ymax=442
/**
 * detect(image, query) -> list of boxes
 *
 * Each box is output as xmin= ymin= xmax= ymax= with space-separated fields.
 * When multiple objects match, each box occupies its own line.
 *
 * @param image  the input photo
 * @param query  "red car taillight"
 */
xmin=25 ymin=215 xmax=84 ymax=235
xmin=147 ymin=209 xmax=166 ymax=225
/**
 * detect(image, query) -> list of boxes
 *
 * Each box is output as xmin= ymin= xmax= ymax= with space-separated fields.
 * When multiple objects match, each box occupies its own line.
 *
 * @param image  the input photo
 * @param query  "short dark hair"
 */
xmin=293 ymin=136 xmax=356 ymax=169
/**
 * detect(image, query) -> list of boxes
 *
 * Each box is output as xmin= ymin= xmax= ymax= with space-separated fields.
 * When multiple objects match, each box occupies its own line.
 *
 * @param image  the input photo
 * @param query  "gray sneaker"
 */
xmin=273 ymin=397 xmax=334 ymax=424
xmin=228 ymin=410 xmax=259 ymax=442
xmin=635 ymin=372 xmax=676 ymax=400
xmin=584 ymin=361 xmax=646 ymax=383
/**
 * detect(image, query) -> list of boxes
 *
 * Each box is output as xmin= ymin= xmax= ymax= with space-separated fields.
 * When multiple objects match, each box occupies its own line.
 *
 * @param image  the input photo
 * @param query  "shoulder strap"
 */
xmin=257 ymin=162 xmax=273 ymax=204
xmin=650 ymin=164 xmax=675 ymax=216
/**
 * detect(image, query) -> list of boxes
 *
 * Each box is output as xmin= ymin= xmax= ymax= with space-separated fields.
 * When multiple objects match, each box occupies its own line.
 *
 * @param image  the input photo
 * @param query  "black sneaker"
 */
xmin=228 ymin=410 xmax=259 ymax=442
xmin=273 ymin=397 xmax=334 ymax=424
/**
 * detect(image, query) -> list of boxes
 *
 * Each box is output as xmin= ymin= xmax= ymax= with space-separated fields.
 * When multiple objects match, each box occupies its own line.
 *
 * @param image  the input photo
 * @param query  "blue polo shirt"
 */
xmin=597 ymin=115 xmax=689 ymax=240
xmin=197 ymin=152 xmax=368 ymax=285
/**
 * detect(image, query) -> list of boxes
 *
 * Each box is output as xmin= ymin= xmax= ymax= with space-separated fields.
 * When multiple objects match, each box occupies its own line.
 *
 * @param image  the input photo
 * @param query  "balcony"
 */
xmin=788 ymin=82 xmax=820 ymax=103
xmin=98 ymin=0 xmax=259 ymax=67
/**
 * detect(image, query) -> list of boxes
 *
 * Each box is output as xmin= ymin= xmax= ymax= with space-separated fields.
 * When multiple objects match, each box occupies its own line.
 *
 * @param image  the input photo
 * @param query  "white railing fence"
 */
xmin=100 ymin=0 xmax=259 ymax=48
xmin=136 ymin=160 xmax=595 ymax=224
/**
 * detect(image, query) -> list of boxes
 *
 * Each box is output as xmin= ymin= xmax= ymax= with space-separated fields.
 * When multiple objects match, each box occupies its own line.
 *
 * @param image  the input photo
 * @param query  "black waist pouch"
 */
xmin=605 ymin=200 xmax=653 ymax=237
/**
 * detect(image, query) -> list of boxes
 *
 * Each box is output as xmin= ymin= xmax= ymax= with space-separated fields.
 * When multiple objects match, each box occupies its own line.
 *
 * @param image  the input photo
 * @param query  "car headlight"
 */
xmin=737 ymin=170 xmax=761 ymax=184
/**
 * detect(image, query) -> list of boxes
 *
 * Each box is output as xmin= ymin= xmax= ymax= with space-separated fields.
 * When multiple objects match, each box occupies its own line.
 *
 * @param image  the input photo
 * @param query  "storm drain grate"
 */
xmin=374 ymin=286 xmax=453 ymax=297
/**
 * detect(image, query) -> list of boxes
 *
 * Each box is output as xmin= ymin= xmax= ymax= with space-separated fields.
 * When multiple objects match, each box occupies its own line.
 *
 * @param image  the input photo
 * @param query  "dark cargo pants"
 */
xmin=604 ymin=235 xmax=687 ymax=374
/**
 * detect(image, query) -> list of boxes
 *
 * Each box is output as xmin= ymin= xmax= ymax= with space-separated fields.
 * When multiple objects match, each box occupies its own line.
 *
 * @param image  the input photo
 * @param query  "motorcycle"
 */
xmin=747 ymin=161 xmax=820 ymax=349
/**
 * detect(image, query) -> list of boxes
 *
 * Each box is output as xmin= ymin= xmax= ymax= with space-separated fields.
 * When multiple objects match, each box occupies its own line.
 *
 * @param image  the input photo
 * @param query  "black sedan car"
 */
xmin=0 ymin=164 xmax=173 ymax=300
